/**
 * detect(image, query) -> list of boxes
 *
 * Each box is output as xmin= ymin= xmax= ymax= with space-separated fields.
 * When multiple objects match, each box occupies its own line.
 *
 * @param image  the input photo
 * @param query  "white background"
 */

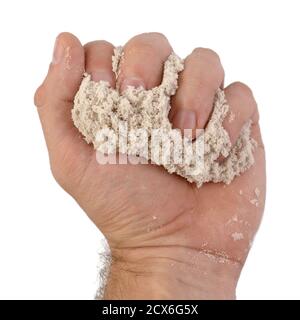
xmin=0 ymin=0 xmax=299 ymax=299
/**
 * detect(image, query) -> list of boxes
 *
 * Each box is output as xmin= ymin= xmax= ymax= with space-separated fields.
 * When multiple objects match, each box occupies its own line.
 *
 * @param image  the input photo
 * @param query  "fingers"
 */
xmin=84 ymin=40 xmax=116 ymax=86
xmin=223 ymin=82 xmax=259 ymax=146
xmin=170 ymin=48 xmax=224 ymax=135
xmin=118 ymin=32 xmax=172 ymax=92
xmin=35 ymin=31 xmax=258 ymax=167
xmin=169 ymin=47 xmax=258 ymax=148
xmin=34 ymin=32 xmax=86 ymax=152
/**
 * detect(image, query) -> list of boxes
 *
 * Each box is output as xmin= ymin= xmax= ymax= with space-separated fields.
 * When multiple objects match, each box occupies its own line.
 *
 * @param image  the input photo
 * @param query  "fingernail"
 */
xmin=120 ymin=77 xmax=145 ymax=93
xmin=52 ymin=37 xmax=64 ymax=65
xmin=172 ymin=109 xmax=197 ymax=137
xmin=91 ymin=70 xmax=114 ymax=85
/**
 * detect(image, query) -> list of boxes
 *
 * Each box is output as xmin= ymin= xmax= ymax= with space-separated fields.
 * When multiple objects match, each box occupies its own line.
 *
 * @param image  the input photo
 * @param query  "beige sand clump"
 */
xmin=72 ymin=47 xmax=256 ymax=187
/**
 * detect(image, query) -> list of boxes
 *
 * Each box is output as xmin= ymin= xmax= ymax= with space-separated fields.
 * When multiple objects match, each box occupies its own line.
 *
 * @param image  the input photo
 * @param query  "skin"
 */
xmin=34 ymin=32 xmax=266 ymax=299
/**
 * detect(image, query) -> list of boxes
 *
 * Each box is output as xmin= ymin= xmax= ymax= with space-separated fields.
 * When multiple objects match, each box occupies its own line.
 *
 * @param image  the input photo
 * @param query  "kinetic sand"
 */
xmin=72 ymin=48 xmax=256 ymax=187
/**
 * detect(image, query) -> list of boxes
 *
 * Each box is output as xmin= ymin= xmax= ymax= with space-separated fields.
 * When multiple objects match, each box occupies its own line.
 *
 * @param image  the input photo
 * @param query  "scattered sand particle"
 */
xmin=152 ymin=215 xmax=157 ymax=220
xmin=200 ymin=249 xmax=239 ymax=266
xmin=231 ymin=232 xmax=244 ymax=241
xmin=250 ymin=198 xmax=259 ymax=207
xmin=228 ymin=111 xmax=236 ymax=123
xmin=72 ymin=47 xmax=256 ymax=187
xmin=244 ymin=221 xmax=251 ymax=227
xmin=249 ymin=187 xmax=260 ymax=206
xmin=254 ymin=187 xmax=260 ymax=198
xmin=239 ymin=189 xmax=243 ymax=195
xmin=225 ymin=214 xmax=238 ymax=226
xmin=232 ymin=214 xmax=238 ymax=222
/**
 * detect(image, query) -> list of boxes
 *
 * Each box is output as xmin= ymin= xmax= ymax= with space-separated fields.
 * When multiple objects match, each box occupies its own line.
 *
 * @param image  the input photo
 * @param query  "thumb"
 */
xmin=34 ymin=32 xmax=86 ymax=153
xmin=34 ymin=33 xmax=84 ymax=148
xmin=34 ymin=33 xmax=92 ymax=186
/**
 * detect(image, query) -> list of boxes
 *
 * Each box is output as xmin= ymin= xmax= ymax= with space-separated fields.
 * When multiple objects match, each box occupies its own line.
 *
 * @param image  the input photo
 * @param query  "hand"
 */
xmin=34 ymin=32 xmax=265 ymax=299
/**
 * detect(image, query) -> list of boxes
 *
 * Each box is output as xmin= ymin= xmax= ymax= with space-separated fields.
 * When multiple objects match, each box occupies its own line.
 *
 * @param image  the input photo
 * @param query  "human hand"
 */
xmin=34 ymin=32 xmax=265 ymax=299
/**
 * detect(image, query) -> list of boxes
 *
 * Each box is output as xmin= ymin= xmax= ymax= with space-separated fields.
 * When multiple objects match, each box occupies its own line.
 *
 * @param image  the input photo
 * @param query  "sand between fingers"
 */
xmin=72 ymin=47 xmax=256 ymax=187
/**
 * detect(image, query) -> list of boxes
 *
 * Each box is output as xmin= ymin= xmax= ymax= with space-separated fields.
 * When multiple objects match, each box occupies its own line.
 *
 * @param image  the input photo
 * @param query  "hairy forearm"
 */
xmin=103 ymin=246 xmax=241 ymax=300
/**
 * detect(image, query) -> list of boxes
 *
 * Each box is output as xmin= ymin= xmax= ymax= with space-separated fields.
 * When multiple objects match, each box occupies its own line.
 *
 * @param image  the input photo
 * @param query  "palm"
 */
xmin=55 ymin=121 xmax=265 ymax=265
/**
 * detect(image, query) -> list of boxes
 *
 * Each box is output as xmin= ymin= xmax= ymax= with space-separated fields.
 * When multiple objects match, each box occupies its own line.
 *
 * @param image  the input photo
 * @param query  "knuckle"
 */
xmin=193 ymin=47 xmax=221 ymax=63
xmin=229 ymin=81 xmax=258 ymax=121
xmin=34 ymin=83 xmax=46 ymax=108
xmin=84 ymin=40 xmax=114 ymax=50
xmin=132 ymin=32 xmax=168 ymax=43
xmin=146 ymin=32 xmax=168 ymax=42
xmin=126 ymin=32 xmax=170 ymax=56
xmin=231 ymin=81 xmax=254 ymax=98
xmin=191 ymin=47 xmax=224 ymax=81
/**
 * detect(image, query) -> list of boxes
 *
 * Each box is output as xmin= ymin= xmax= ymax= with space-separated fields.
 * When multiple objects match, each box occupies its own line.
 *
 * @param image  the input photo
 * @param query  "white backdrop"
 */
xmin=0 ymin=0 xmax=299 ymax=299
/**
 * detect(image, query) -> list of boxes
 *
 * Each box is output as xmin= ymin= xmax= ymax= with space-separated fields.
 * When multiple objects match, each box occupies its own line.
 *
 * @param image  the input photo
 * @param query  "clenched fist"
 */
xmin=35 ymin=32 xmax=265 ymax=299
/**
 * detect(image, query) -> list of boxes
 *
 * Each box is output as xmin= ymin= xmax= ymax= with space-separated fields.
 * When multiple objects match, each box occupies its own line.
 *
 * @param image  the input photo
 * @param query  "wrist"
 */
xmin=103 ymin=246 xmax=241 ymax=300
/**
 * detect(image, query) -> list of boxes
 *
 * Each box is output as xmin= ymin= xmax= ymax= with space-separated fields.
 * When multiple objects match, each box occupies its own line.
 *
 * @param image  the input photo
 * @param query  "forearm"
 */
xmin=103 ymin=246 xmax=241 ymax=300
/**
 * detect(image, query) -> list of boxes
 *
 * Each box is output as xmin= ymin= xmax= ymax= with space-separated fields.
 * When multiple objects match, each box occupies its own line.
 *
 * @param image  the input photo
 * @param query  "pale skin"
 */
xmin=34 ymin=32 xmax=266 ymax=299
